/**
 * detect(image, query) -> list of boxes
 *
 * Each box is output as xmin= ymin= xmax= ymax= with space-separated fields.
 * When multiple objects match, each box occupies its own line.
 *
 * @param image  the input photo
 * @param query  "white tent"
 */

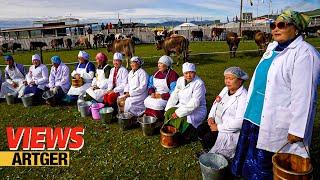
xmin=173 ymin=22 xmax=199 ymax=31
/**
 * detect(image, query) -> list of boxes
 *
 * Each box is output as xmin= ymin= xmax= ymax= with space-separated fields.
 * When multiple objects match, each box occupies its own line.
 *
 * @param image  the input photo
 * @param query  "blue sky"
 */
xmin=0 ymin=0 xmax=319 ymax=23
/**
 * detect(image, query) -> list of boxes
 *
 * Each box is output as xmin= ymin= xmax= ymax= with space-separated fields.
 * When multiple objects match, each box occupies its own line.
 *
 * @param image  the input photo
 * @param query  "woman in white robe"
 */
xmin=164 ymin=62 xmax=207 ymax=141
xmin=46 ymin=56 xmax=71 ymax=104
xmin=67 ymin=51 xmax=95 ymax=97
xmin=198 ymin=67 xmax=248 ymax=160
xmin=118 ymin=56 xmax=148 ymax=116
xmin=0 ymin=55 xmax=26 ymax=98
xmin=86 ymin=52 xmax=111 ymax=102
xmin=103 ymin=52 xmax=128 ymax=107
xmin=24 ymin=54 xmax=49 ymax=101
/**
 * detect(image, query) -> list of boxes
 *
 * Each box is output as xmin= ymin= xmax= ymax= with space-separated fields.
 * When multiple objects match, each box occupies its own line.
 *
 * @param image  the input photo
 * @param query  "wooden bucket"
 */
xmin=72 ymin=78 xmax=83 ymax=87
xmin=117 ymin=97 xmax=126 ymax=113
xmin=272 ymin=142 xmax=313 ymax=180
xmin=160 ymin=125 xmax=179 ymax=148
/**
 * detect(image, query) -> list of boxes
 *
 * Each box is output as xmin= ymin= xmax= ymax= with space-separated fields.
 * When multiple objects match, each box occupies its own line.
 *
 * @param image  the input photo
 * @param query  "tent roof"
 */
xmin=178 ymin=22 xmax=198 ymax=27
xmin=173 ymin=22 xmax=199 ymax=30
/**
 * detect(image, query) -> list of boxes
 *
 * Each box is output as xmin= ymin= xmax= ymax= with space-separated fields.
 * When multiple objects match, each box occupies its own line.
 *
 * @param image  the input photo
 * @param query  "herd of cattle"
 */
xmin=0 ymin=29 xmax=273 ymax=65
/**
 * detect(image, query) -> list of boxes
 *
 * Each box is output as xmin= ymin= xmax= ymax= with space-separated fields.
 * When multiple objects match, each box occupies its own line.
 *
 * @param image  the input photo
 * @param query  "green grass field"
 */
xmin=0 ymin=38 xmax=319 ymax=179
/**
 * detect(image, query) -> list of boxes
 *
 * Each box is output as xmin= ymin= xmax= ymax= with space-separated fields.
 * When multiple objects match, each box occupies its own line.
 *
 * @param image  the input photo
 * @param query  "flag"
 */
xmin=236 ymin=15 xmax=239 ymax=22
xmin=227 ymin=16 xmax=229 ymax=23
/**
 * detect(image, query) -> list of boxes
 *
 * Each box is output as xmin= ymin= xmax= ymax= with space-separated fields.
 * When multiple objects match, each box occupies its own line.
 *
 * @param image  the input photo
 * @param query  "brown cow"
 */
xmin=254 ymin=31 xmax=270 ymax=55
xmin=211 ymin=28 xmax=225 ymax=41
xmin=156 ymin=35 xmax=189 ymax=65
xmin=226 ymin=32 xmax=240 ymax=58
xmin=106 ymin=38 xmax=135 ymax=68
xmin=51 ymin=38 xmax=64 ymax=50
xmin=75 ymin=37 xmax=91 ymax=49
xmin=64 ymin=38 xmax=72 ymax=50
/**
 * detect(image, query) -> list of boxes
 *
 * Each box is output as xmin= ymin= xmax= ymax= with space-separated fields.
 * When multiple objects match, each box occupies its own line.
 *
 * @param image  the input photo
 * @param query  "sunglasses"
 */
xmin=270 ymin=22 xmax=293 ymax=30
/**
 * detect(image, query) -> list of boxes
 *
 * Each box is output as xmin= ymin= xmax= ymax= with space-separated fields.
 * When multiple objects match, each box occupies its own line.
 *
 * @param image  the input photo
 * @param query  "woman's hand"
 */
xmin=74 ymin=74 xmax=81 ymax=80
xmin=208 ymin=118 xmax=218 ymax=132
xmin=207 ymin=117 xmax=215 ymax=126
xmin=171 ymin=112 xmax=178 ymax=119
xmin=288 ymin=133 xmax=303 ymax=144
xmin=12 ymin=82 xmax=18 ymax=88
xmin=155 ymin=93 xmax=161 ymax=99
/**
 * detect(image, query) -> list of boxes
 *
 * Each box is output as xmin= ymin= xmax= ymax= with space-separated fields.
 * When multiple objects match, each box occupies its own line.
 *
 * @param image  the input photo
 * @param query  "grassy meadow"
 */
xmin=0 ymin=38 xmax=319 ymax=179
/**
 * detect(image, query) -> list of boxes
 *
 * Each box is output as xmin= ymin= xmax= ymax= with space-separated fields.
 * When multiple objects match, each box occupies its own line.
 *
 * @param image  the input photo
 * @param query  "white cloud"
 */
xmin=0 ymin=0 xmax=318 ymax=21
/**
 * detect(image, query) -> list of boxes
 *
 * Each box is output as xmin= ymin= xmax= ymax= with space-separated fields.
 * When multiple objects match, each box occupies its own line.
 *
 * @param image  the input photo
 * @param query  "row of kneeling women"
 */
xmin=0 ymin=10 xmax=320 ymax=179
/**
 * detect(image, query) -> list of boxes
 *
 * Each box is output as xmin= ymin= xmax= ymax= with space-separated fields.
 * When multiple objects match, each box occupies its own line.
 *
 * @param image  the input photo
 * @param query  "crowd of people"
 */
xmin=0 ymin=10 xmax=319 ymax=179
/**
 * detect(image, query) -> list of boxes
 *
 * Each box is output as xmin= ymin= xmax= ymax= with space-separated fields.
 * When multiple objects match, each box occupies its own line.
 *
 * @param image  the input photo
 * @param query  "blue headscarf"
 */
xmin=4 ymin=55 xmax=13 ymax=61
xmin=51 ymin=56 xmax=62 ymax=64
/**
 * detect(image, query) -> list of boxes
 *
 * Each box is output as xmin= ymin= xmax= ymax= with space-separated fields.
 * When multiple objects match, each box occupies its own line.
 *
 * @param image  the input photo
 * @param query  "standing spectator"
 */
xmin=101 ymin=23 xmax=105 ymax=31
xmin=231 ymin=10 xmax=320 ymax=179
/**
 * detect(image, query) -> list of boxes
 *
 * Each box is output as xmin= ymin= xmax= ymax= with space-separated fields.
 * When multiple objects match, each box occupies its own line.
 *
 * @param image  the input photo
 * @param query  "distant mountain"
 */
xmin=0 ymin=16 xmax=217 ymax=29
xmin=146 ymin=20 xmax=215 ymax=28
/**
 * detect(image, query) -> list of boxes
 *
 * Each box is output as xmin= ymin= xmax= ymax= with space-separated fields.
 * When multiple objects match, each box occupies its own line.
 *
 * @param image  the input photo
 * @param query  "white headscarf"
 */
xmin=32 ymin=54 xmax=41 ymax=61
xmin=224 ymin=67 xmax=249 ymax=80
xmin=158 ymin=55 xmax=173 ymax=67
xmin=113 ymin=52 xmax=123 ymax=61
xmin=78 ymin=51 xmax=89 ymax=60
xmin=130 ymin=56 xmax=144 ymax=65
xmin=182 ymin=62 xmax=196 ymax=73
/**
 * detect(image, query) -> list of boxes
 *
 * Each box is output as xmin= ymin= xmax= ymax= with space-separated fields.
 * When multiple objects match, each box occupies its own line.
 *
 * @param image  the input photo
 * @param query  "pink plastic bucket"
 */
xmin=90 ymin=103 xmax=105 ymax=120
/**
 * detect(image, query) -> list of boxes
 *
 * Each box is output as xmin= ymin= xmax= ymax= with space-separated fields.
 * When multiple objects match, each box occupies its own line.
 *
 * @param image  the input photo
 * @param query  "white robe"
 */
xmin=250 ymin=36 xmax=320 ymax=158
xmin=144 ymin=70 xmax=171 ymax=111
xmin=86 ymin=65 xmax=110 ymax=102
xmin=48 ymin=63 xmax=70 ymax=93
xmin=165 ymin=76 xmax=207 ymax=128
xmin=208 ymin=86 xmax=247 ymax=160
xmin=123 ymin=68 xmax=148 ymax=116
xmin=26 ymin=64 xmax=49 ymax=90
xmin=68 ymin=62 xmax=94 ymax=96
xmin=0 ymin=64 xmax=26 ymax=98
xmin=107 ymin=66 xmax=128 ymax=95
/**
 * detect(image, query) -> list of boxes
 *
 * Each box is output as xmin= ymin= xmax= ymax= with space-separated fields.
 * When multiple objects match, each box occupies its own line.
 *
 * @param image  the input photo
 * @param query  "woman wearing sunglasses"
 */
xmin=231 ymin=10 xmax=320 ymax=179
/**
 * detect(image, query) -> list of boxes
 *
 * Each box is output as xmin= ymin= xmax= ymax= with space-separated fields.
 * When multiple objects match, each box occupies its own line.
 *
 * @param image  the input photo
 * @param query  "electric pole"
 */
xmin=239 ymin=0 xmax=243 ymax=36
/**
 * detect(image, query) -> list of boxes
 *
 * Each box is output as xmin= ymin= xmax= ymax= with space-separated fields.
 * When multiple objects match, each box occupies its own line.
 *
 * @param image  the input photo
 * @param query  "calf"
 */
xmin=255 ymin=31 xmax=270 ymax=55
xmin=51 ymin=38 xmax=64 ymax=50
xmin=191 ymin=30 xmax=203 ymax=41
xmin=105 ymin=33 xmax=115 ymax=44
xmin=93 ymin=34 xmax=105 ymax=49
xmin=226 ymin=32 xmax=240 ymax=58
xmin=64 ymin=38 xmax=72 ymax=50
xmin=106 ymin=38 xmax=135 ymax=68
xmin=156 ymin=35 xmax=189 ymax=65
xmin=30 ymin=41 xmax=47 ymax=51
xmin=75 ymin=37 xmax=91 ymax=49
xmin=1 ymin=42 xmax=22 ymax=53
